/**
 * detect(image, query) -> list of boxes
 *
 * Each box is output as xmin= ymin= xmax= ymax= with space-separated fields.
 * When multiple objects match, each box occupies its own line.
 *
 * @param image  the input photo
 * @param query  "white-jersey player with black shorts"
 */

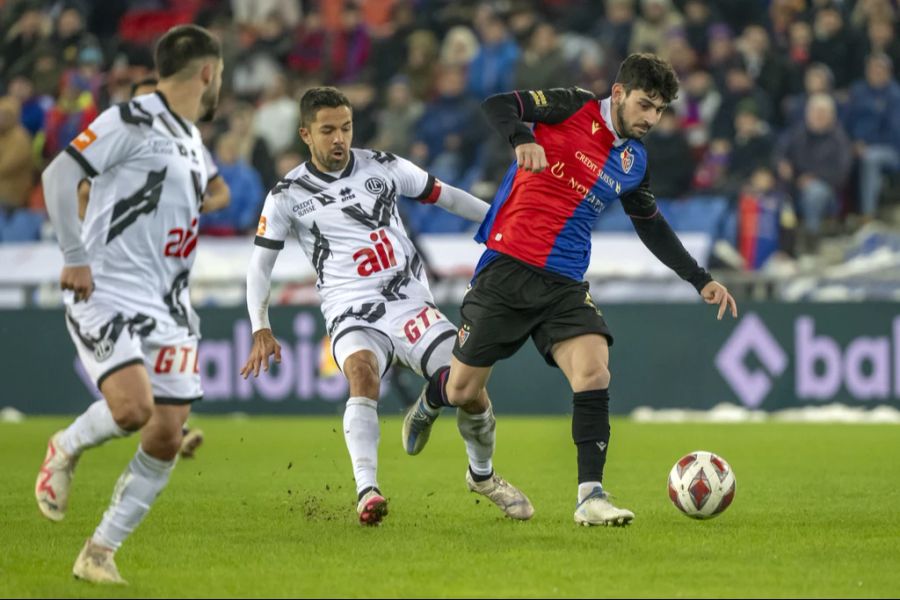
xmin=241 ymin=87 xmax=533 ymax=525
xmin=36 ymin=25 xmax=223 ymax=584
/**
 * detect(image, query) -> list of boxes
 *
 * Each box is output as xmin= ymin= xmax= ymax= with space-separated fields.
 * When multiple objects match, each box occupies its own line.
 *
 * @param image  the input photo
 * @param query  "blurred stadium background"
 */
xmin=2 ymin=1 xmax=900 ymax=598
xmin=1 ymin=0 xmax=898 ymax=416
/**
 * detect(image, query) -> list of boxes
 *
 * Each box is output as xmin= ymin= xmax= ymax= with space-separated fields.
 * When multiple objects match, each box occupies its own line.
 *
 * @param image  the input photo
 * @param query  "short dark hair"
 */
xmin=155 ymin=25 xmax=221 ymax=79
xmin=614 ymin=53 xmax=679 ymax=104
xmin=130 ymin=76 xmax=158 ymax=98
xmin=300 ymin=87 xmax=352 ymax=128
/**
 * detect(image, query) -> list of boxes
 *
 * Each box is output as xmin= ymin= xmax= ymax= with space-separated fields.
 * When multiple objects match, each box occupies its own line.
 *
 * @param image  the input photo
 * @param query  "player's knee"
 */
xmin=444 ymin=377 xmax=482 ymax=407
xmin=457 ymin=388 xmax=490 ymax=414
xmin=571 ymin=365 xmax=611 ymax=391
xmin=111 ymin=401 xmax=153 ymax=431
xmin=143 ymin=428 xmax=182 ymax=461
xmin=345 ymin=360 xmax=381 ymax=398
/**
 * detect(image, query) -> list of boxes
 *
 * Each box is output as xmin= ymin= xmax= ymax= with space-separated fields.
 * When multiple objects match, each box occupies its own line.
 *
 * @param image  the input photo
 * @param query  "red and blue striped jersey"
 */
xmin=476 ymin=88 xmax=649 ymax=281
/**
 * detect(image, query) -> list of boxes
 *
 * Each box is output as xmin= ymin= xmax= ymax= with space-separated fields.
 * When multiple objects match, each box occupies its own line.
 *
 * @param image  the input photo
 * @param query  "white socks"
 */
xmin=93 ymin=446 xmax=174 ymax=551
xmin=58 ymin=399 xmax=129 ymax=456
xmin=343 ymin=397 xmax=380 ymax=495
xmin=456 ymin=406 xmax=495 ymax=477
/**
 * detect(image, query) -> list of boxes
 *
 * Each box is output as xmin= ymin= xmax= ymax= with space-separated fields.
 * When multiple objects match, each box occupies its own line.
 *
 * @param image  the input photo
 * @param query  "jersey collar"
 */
xmin=600 ymin=97 xmax=627 ymax=148
xmin=154 ymin=91 xmax=193 ymax=137
xmin=306 ymin=151 xmax=355 ymax=183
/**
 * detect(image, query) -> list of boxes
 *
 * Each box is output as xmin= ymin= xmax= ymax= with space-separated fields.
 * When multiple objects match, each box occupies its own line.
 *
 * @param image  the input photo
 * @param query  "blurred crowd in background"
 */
xmin=0 ymin=0 xmax=898 ymax=271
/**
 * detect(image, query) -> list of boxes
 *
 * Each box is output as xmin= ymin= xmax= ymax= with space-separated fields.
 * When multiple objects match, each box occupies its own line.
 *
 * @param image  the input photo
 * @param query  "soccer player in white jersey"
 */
xmin=76 ymin=75 xmax=229 ymax=459
xmin=241 ymin=87 xmax=533 ymax=525
xmin=35 ymin=25 xmax=223 ymax=584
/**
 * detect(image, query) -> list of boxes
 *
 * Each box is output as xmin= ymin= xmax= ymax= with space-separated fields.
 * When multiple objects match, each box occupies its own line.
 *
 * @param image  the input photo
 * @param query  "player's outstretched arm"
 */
xmin=623 ymin=170 xmax=737 ymax=319
xmin=433 ymin=182 xmax=490 ymax=223
xmin=242 ymin=244 xmax=282 ymax=378
xmin=43 ymin=151 xmax=94 ymax=301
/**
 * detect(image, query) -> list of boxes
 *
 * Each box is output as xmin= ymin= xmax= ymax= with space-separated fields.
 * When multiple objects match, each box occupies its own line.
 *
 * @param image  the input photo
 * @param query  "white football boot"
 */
xmin=466 ymin=470 xmax=534 ymax=520
xmin=72 ymin=539 xmax=127 ymax=584
xmin=401 ymin=386 xmax=440 ymax=455
xmin=356 ymin=489 xmax=388 ymax=526
xmin=574 ymin=486 xmax=634 ymax=526
xmin=35 ymin=431 xmax=79 ymax=521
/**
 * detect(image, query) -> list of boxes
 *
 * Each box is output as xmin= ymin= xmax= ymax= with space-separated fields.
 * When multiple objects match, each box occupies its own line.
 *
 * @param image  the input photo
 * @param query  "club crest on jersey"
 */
xmin=458 ymin=325 xmax=471 ymax=348
xmin=93 ymin=339 xmax=114 ymax=362
xmin=620 ymin=148 xmax=634 ymax=174
xmin=365 ymin=177 xmax=386 ymax=195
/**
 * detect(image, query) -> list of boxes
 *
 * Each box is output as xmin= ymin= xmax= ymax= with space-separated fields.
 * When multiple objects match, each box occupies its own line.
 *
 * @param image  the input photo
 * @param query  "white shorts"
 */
xmin=330 ymin=300 xmax=456 ymax=379
xmin=65 ymin=299 xmax=202 ymax=404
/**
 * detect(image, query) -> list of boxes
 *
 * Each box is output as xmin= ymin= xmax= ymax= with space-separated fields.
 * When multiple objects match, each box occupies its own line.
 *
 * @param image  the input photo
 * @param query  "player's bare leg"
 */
xmin=36 ymin=364 xmax=153 ymax=522
xmin=553 ymin=334 xmax=633 ymax=526
xmin=342 ymin=350 xmax=388 ymax=525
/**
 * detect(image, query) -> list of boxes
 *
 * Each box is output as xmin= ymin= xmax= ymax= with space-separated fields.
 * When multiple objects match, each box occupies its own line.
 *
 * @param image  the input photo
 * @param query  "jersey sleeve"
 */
xmin=254 ymin=192 xmax=291 ymax=250
xmin=65 ymin=104 xmax=142 ymax=176
xmin=390 ymin=154 xmax=442 ymax=204
xmin=482 ymin=87 xmax=597 ymax=147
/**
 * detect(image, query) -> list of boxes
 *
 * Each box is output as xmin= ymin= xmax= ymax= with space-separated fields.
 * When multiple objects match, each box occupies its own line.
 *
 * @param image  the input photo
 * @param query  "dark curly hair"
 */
xmin=614 ymin=53 xmax=680 ymax=104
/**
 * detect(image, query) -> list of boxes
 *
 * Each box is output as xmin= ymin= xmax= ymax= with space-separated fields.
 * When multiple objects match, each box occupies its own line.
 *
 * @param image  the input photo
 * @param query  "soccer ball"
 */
xmin=667 ymin=451 xmax=736 ymax=519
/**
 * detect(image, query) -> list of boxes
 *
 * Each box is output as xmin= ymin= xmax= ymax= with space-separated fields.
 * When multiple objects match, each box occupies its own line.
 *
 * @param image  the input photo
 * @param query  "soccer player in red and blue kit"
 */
xmin=403 ymin=53 xmax=738 ymax=526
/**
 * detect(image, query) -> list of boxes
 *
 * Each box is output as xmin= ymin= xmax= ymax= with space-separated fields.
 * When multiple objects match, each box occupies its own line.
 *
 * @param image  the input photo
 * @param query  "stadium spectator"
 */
xmin=809 ymin=6 xmax=857 ymax=90
xmin=439 ymin=25 xmax=479 ymax=69
xmin=201 ymin=133 xmax=264 ymax=237
xmin=858 ymin=20 xmax=900 ymax=75
xmin=643 ymin=107 xmax=695 ymax=199
xmin=403 ymin=29 xmax=439 ymax=101
xmin=514 ymin=22 xmax=568 ymax=90
xmin=737 ymin=166 xmax=796 ymax=269
xmin=682 ymin=0 xmax=714 ymax=57
xmin=412 ymin=65 xmax=486 ymax=185
xmin=845 ymin=54 xmax=900 ymax=220
xmin=776 ymin=93 xmax=853 ymax=248
xmin=724 ymin=100 xmax=775 ymax=195
xmin=673 ymin=69 xmax=721 ymax=153
xmin=43 ymin=69 xmax=98 ymax=159
xmin=736 ymin=24 xmax=792 ymax=124
xmin=228 ymin=101 xmax=278 ymax=191
xmin=253 ymin=73 xmax=300 ymax=156
xmin=0 ymin=2 xmax=48 ymax=82
xmin=593 ymin=0 xmax=635 ymax=66
xmin=782 ymin=62 xmax=837 ymax=126
xmin=467 ymin=10 xmax=520 ymax=99
xmin=372 ymin=76 xmax=423 ymax=156
xmin=629 ymin=0 xmax=683 ymax=56
xmin=711 ymin=63 xmax=772 ymax=140
xmin=6 ymin=74 xmax=50 ymax=138
xmin=0 ymin=96 xmax=35 ymax=213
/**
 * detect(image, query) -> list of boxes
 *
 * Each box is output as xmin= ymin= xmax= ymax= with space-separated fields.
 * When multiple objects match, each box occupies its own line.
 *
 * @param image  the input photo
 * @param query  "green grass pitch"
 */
xmin=2 ymin=415 xmax=899 ymax=598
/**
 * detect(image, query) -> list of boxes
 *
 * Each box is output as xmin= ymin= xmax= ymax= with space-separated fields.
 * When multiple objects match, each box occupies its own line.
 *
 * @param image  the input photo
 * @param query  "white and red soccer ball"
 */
xmin=668 ymin=451 xmax=736 ymax=519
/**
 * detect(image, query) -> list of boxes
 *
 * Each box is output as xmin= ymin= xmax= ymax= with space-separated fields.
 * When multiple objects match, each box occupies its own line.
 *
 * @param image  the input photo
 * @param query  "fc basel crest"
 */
xmin=620 ymin=147 xmax=634 ymax=174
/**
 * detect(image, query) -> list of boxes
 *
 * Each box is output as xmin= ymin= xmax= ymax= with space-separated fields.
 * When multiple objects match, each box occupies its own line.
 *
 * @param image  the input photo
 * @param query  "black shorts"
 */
xmin=452 ymin=254 xmax=613 ymax=368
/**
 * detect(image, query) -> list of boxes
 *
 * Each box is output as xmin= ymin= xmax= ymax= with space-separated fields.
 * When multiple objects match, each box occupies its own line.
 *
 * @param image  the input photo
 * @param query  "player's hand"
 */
xmin=240 ymin=328 xmax=282 ymax=379
xmin=515 ymin=143 xmax=548 ymax=173
xmin=60 ymin=265 xmax=94 ymax=302
xmin=701 ymin=281 xmax=738 ymax=321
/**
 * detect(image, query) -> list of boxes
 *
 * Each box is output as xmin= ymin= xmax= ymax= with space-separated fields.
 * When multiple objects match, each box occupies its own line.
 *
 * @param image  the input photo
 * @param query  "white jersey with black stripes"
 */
xmin=65 ymin=91 xmax=211 ymax=330
xmin=254 ymin=148 xmax=442 ymax=329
